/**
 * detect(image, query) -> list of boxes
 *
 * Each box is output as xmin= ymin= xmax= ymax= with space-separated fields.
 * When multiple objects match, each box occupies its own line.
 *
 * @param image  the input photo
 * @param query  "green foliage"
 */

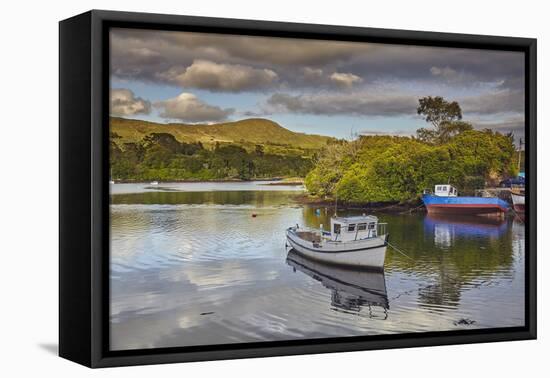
xmin=416 ymin=96 xmax=471 ymax=145
xmin=306 ymin=129 xmax=517 ymax=204
xmin=304 ymin=142 xmax=350 ymax=197
xmin=417 ymin=96 xmax=462 ymax=128
xmin=438 ymin=121 xmax=474 ymax=143
xmin=110 ymin=128 xmax=314 ymax=181
xmin=109 ymin=116 xmax=333 ymax=181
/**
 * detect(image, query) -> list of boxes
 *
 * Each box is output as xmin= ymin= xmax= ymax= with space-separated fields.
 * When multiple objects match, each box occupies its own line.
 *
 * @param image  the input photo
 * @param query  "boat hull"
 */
xmin=286 ymin=229 xmax=387 ymax=269
xmin=513 ymin=204 xmax=525 ymax=213
xmin=511 ymin=193 xmax=525 ymax=214
xmin=422 ymin=194 xmax=509 ymax=216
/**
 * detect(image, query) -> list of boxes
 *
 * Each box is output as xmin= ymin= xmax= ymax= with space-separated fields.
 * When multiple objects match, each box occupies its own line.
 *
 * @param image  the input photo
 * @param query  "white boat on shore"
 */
xmin=511 ymin=189 xmax=525 ymax=214
xmin=286 ymin=215 xmax=388 ymax=269
xmin=150 ymin=181 xmax=159 ymax=185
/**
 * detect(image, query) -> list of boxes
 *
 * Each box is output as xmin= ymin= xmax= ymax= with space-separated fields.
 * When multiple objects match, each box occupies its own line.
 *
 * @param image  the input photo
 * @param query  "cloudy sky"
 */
xmin=110 ymin=28 xmax=525 ymax=141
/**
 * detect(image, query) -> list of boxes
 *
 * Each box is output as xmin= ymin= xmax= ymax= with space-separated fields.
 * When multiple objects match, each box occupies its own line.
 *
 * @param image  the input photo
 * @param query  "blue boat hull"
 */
xmin=422 ymin=194 xmax=509 ymax=216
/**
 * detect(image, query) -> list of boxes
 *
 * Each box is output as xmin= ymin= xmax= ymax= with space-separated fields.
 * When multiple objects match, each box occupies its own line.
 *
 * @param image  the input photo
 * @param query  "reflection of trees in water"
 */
xmin=301 ymin=207 xmax=519 ymax=311
xmin=301 ymin=206 xmax=332 ymax=229
xmin=416 ymin=270 xmax=463 ymax=310
xmin=111 ymin=190 xmax=301 ymax=206
xmin=286 ymin=250 xmax=388 ymax=318
xmin=410 ymin=213 xmax=515 ymax=310
xmin=301 ymin=206 xmax=368 ymax=231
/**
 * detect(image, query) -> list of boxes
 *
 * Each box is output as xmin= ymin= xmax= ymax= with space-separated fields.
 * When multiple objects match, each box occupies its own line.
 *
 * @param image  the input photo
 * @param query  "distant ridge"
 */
xmin=110 ymin=117 xmax=335 ymax=150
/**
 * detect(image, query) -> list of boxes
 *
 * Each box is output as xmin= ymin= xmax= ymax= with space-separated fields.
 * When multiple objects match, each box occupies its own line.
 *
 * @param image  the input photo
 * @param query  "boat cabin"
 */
xmin=434 ymin=184 xmax=458 ymax=197
xmin=329 ymin=215 xmax=380 ymax=242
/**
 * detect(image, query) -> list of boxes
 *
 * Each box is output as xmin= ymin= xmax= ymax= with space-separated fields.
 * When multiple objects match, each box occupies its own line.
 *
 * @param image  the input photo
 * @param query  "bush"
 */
xmin=306 ymin=130 xmax=516 ymax=203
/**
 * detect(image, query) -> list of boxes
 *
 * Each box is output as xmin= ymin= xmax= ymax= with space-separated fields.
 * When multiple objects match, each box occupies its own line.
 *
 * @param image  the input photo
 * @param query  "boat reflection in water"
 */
xmin=424 ymin=213 xmax=509 ymax=249
xmin=286 ymin=250 xmax=388 ymax=318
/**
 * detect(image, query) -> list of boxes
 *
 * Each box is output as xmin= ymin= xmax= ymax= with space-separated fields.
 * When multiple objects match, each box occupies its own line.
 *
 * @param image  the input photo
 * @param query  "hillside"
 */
xmin=110 ymin=117 xmax=335 ymax=152
xmin=109 ymin=117 xmax=338 ymax=181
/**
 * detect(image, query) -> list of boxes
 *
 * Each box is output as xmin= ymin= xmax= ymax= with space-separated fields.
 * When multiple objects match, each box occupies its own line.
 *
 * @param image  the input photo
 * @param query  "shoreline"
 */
xmin=110 ymin=178 xmax=294 ymax=184
xmin=292 ymin=194 xmax=425 ymax=213
xmin=110 ymin=179 xmax=423 ymax=212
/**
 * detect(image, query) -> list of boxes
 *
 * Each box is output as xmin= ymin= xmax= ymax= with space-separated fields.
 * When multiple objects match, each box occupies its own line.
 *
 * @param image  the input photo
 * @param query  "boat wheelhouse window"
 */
xmin=358 ymin=223 xmax=367 ymax=231
xmin=347 ymin=224 xmax=356 ymax=232
xmin=333 ymin=223 xmax=341 ymax=234
xmin=368 ymin=223 xmax=376 ymax=229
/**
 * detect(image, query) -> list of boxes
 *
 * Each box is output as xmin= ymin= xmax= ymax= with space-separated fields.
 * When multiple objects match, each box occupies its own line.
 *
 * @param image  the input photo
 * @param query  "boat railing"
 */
xmin=510 ymin=184 xmax=525 ymax=195
xmin=377 ymin=223 xmax=387 ymax=237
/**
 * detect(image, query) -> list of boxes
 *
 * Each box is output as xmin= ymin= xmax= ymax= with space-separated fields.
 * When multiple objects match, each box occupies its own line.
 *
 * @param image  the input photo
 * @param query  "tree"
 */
xmin=437 ymin=121 xmax=473 ymax=144
xmin=416 ymin=97 xmax=470 ymax=144
xmin=417 ymin=96 xmax=462 ymax=129
xmin=142 ymin=133 xmax=182 ymax=154
xmin=415 ymin=128 xmax=438 ymax=144
xmin=305 ymin=142 xmax=351 ymax=197
xmin=255 ymin=144 xmax=264 ymax=156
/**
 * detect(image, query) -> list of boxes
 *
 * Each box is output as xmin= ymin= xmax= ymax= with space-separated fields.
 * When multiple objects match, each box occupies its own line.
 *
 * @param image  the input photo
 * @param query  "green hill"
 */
xmin=109 ymin=117 xmax=338 ymax=181
xmin=110 ymin=117 xmax=334 ymax=153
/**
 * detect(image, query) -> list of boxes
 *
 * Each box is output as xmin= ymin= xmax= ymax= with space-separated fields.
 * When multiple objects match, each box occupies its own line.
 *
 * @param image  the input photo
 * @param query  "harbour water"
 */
xmin=109 ymin=182 xmax=525 ymax=351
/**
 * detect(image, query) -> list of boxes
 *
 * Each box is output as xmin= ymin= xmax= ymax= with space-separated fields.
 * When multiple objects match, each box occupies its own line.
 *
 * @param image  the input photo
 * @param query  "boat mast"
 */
xmin=331 ymin=181 xmax=338 ymax=217
xmin=517 ymin=137 xmax=523 ymax=173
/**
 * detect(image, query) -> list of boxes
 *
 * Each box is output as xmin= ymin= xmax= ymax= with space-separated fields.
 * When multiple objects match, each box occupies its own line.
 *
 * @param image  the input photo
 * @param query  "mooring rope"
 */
xmin=387 ymin=241 xmax=415 ymax=260
xmin=398 ymin=203 xmax=425 ymax=214
xmin=508 ymin=208 xmax=525 ymax=223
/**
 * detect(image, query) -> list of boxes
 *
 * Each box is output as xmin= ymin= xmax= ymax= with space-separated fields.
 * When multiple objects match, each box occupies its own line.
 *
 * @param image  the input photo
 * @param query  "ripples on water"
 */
xmin=109 ymin=184 xmax=525 ymax=351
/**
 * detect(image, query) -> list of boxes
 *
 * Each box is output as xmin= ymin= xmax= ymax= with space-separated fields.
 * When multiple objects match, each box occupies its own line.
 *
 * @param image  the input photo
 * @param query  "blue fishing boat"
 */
xmin=422 ymin=184 xmax=509 ymax=216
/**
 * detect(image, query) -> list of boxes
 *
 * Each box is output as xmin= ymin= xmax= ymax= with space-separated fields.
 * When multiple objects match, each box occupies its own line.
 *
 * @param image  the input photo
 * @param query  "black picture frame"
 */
xmin=59 ymin=9 xmax=537 ymax=368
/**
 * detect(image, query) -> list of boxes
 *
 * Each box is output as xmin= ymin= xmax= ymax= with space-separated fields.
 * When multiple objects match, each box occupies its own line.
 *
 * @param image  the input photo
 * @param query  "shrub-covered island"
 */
xmin=306 ymin=97 xmax=518 ymax=204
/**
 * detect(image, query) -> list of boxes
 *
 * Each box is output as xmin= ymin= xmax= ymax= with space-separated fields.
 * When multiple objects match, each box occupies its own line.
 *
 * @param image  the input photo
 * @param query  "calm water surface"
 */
xmin=110 ymin=182 xmax=525 ymax=351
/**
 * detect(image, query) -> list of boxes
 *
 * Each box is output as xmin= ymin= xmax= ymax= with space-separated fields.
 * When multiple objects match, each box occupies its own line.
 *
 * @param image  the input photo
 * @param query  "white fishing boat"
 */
xmin=150 ymin=181 xmax=159 ymax=185
xmin=511 ymin=188 xmax=525 ymax=214
xmin=286 ymin=215 xmax=388 ymax=269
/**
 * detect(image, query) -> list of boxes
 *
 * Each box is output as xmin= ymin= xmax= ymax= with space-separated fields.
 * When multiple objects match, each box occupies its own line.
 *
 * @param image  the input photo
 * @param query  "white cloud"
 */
xmin=430 ymin=66 xmax=458 ymax=79
xmin=111 ymin=28 xmax=525 ymax=98
xmin=154 ymin=93 xmax=234 ymax=122
xmin=265 ymin=91 xmax=417 ymax=117
xmin=329 ymin=72 xmax=363 ymax=88
xmin=429 ymin=66 xmax=478 ymax=85
xmin=302 ymin=67 xmax=324 ymax=82
xmin=159 ymin=60 xmax=278 ymax=92
xmin=110 ymin=89 xmax=151 ymax=116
